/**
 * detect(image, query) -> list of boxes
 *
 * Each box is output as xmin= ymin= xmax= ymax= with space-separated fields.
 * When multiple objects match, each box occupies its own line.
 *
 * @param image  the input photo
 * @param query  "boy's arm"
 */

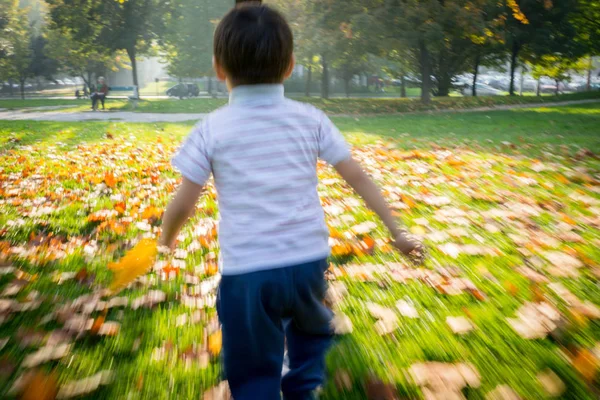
xmin=158 ymin=178 xmax=204 ymax=249
xmin=334 ymin=157 xmax=423 ymax=257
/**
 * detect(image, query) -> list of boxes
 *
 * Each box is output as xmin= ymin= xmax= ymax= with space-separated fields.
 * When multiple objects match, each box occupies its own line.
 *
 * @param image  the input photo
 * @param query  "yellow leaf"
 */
xmin=108 ymin=239 xmax=158 ymax=294
xmin=410 ymin=226 xmax=427 ymax=236
xmin=208 ymin=330 xmax=222 ymax=356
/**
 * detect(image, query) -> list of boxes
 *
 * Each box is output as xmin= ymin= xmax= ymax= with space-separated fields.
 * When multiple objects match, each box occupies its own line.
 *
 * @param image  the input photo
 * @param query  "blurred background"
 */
xmin=0 ymin=0 xmax=598 ymax=101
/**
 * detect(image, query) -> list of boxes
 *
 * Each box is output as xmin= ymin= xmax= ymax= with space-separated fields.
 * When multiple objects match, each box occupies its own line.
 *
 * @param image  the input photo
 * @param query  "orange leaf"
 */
xmin=141 ymin=206 xmax=162 ymax=221
xmin=21 ymin=370 xmax=58 ymax=400
xmin=560 ymin=213 xmax=577 ymax=226
xmin=104 ymin=172 xmax=117 ymax=188
xmin=108 ymin=239 xmax=158 ymax=294
xmin=556 ymin=174 xmax=569 ymax=185
xmin=205 ymin=262 xmax=219 ymax=276
xmin=505 ymin=281 xmax=519 ymax=297
xmin=401 ymin=194 xmax=416 ymax=209
xmin=572 ymin=349 xmax=599 ymax=383
xmin=114 ymin=201 xmax=126 ymax=214
xmin=90 ymin=315 xmax=105 ymax=335
xmin=208 ymin=330 xmax=222 ymax=356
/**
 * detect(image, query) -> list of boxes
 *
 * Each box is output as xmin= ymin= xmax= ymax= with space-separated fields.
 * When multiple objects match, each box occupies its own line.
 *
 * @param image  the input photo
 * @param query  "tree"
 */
xmin=162 ymin=0 xmax=229 ymax=86
xmin=504 ymin=0 xmax=584 ymax=95
xmin=0 ymin=0 xmax=33 ymax=99
xmin=531 ymin=55 xmax=588 ymax=95
xmin=45 ymin=28 xmax=117 ymax=92
xmin=572 ymin=0 xmax=600 ymax=56
xmin=29 ymin=35 xmax=59 ymax=85
xmin=47 ymin=0 xmax=172 ymax=94
xmin=269 ymin=0 xmax=331 ymax=98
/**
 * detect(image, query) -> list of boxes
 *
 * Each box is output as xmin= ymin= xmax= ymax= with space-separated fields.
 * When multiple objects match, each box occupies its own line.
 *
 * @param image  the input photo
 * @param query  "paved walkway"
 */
xmin=0 ymin=109 xmax=207 ymax=123
xmin=0 ymin=98 xmax=597 ymax=123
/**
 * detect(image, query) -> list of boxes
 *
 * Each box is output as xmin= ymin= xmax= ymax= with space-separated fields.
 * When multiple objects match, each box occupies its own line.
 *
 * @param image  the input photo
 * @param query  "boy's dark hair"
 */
xmin=214 ymin=4 xmax=293 ymax=86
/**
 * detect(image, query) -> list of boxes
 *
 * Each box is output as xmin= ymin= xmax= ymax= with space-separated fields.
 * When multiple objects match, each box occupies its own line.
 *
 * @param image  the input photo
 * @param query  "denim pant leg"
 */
xmin=218 ymin=268 xmax=293 ymax=400
xmin=282 ymin=259 xmax=333 ymax=400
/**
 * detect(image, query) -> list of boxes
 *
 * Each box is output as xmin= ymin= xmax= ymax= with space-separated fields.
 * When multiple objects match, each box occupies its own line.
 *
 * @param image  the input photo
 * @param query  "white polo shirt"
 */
xmin=172 ymin=84 xmax=350 ymax=275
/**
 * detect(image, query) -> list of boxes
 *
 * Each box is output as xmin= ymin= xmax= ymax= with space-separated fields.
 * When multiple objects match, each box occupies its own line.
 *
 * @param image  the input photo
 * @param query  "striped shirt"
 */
xmin=172 ymin=84 xmax=350 ymax=275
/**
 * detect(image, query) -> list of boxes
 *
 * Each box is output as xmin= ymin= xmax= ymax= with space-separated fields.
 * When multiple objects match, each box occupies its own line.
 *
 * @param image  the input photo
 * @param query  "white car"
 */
xmin=462 ymin=83 xmax=503 ymax=96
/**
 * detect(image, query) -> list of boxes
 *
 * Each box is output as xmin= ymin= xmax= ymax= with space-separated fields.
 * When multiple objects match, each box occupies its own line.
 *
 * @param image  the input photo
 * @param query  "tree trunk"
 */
xmin=472 ymin=53 xmax=480 ymax=96
xmin=87 ymin=71 xmax=93 ymax=93
xmin=555 ymin=79 xmax=559 ymax=96
xmin=344 ymin=78 xmax=350 ymax=98
xmin=321 ymin=54 xmax=329 ymax=99
xmin=19 ymin=78 xmax=25 ymax=100
xmin=536 ymin=77 xmax=541 ymax=96
xmin=400 ymin=75 xmax=406 ymax=98
xmin=8 ymin=78 xmax=13 ymax=96
xmin=519 ymin=67 xmax=524 ymax=96
xmin=127 ymin=47 xmax=139 ymax=97
xmin=305 ymin=65 xmax=312 ymax=97
xmin=208 ymin=76 xmax=213 ymax=95
xmin=509 ymin=41 xmax=520 ymax=96
xmin=437 ymin=74 xmax=452 ymax=97
xmin=587 ymin=56 xmax=593 ymax=91
xmin=419 ymin=41 xmax=431 ymax=104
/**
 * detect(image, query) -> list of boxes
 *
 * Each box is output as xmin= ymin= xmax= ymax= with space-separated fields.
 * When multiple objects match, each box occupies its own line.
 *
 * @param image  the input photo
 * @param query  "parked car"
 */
xmin=462 ymin=83 xmax=503 ymax=96
xmin=166 ymin=83 xmax=200 ymax=98
xmin=186 ymin=83 xmax=200 ymax=97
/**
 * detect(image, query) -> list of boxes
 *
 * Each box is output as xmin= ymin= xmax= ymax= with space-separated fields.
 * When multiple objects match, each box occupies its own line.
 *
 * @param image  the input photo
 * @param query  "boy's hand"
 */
xmin=393 ymin=230 xmax=426 ymax=266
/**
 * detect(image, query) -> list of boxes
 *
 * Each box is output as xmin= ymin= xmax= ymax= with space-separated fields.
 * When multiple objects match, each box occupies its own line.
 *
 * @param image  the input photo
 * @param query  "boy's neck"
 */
xmin=228 ymin=84 xmax=285 ymax=106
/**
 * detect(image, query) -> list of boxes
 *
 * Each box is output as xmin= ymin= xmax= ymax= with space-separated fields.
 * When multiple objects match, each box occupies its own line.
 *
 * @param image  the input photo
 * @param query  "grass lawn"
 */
xmin=0 ymin=98 xmax=85 ymax=110
xmin=0 ymin=104 xmax=599 ymax=399
xmin=3 ymin=91 xmax=600 ymax=116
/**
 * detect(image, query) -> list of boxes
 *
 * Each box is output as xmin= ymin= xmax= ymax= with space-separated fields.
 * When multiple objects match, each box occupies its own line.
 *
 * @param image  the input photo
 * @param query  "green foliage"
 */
xmin=504 ymin=0 xmax=585 ymax=95
xmin=161 ymin=0 xmax=229 ymax=79
xmin=531 ymin=56 xmax=589 ymax=94
xmin=47 ymin=0 xmax=173 ymax=88
xmin=0 ymin=0 xmax=33 ymax=98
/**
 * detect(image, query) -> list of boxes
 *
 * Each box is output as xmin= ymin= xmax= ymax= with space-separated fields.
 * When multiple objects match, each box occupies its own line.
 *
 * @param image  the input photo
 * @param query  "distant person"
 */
xmin=91 ymin=77 xmax=109 ymax=110
xmin=158 ymin=4 xmax=425 ymax=400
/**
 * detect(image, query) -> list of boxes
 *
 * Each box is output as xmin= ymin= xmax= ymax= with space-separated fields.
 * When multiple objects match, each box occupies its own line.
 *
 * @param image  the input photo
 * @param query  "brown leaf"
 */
xmin=90 ymin=315 xmax=105 ymax=336
xmin=365 ymin=375 xmax=398 ymax=400
xmin=0 ymin=356 xmax=15 ymax=379
xmin=20 ymin=370 xmax=58 ymax=400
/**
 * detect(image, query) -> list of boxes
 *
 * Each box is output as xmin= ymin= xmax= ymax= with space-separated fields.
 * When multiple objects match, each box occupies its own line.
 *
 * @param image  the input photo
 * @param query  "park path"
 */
xmin=0 ymin=98 xmax=598 ymax=123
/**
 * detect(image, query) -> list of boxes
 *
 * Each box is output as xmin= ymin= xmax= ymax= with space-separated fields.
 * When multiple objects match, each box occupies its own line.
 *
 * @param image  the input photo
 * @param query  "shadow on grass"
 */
xmin=333 ymin=103 xmax=600 ymax=153
xmin=1 ymin=103 xmax=599 ymax=153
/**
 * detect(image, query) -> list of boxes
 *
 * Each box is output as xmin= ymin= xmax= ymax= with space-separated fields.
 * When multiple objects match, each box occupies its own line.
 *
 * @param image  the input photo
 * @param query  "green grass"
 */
xmin=0 ymin=103 xmax=600 ymax=399
xmin=0 ymin=98 xmax=85 ymax=110
xmin=108 ymin=90 xmax=600 ymax=114
xmin=3 ymin=90 xmax=600 ymax=115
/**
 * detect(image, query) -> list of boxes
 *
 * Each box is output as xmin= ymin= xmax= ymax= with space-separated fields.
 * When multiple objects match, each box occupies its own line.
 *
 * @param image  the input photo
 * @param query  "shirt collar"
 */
xmin=229 ymin=84 xmax=285 ymax=106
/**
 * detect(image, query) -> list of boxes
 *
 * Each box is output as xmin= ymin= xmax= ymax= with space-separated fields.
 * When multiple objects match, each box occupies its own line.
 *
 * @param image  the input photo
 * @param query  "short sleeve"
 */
xmin=318 ymin=113 xmax=350 ymax=165
xmin=172 ymin=122 xmax=212 ymax=185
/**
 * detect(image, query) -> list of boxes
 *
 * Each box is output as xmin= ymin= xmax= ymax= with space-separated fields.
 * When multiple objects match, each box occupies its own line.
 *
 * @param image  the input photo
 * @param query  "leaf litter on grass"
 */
xmin=0 ymin=129 xmax=599 ymax=399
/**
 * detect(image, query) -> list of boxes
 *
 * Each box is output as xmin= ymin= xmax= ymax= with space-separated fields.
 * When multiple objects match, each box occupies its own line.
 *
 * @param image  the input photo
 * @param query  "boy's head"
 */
xmin=214 ymin=3 xmax=294 ymax=87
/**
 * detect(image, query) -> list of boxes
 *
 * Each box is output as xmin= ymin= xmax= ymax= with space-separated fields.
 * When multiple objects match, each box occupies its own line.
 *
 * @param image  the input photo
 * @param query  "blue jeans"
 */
xmin=217 ymin=259 xmax=333 ymax=400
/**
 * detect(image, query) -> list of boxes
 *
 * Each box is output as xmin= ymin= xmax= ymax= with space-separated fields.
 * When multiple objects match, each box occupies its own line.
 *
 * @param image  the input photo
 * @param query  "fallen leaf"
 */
xmin=365 ymin=375 xmax=398 ymax=400
xmin=537 ymin=369 xmax=565 ymax=397
xmin=446 ymin=316 xmax=474 ymax=335
xmin=108 ymin=239 xmax=158 ymax=293
xmin=208 ymin=330 xmax=222 ymax=356
xmin=572 ymin=349 xmax=599 ymax=383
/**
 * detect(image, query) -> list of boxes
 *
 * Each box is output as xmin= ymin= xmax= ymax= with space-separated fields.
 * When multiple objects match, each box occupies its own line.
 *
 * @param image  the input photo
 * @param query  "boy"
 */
xmin=159 ymin=3 xmax=424 ymax=399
